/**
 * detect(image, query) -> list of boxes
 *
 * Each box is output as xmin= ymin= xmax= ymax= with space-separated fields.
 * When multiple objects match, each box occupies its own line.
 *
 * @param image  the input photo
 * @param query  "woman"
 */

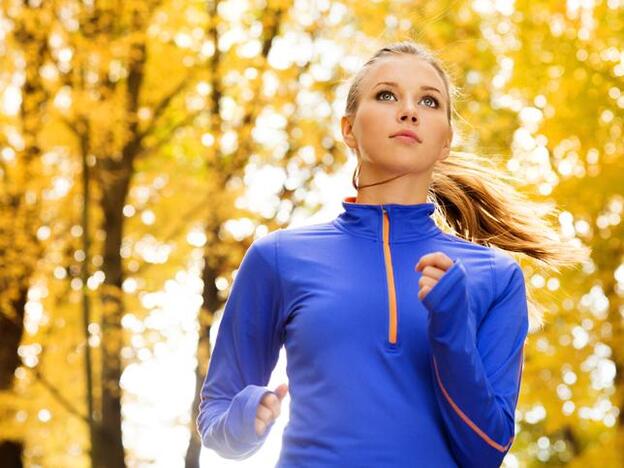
xmin=196 ymin=41 xmax=589 ymax=467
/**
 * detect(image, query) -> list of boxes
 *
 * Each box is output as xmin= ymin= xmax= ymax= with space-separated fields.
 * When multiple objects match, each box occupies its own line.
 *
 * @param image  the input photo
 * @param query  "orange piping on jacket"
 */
xmin=432 ymin=355 xmax=515 ymax=453
xmin=382 ymin=208 xmax=398 ymax=345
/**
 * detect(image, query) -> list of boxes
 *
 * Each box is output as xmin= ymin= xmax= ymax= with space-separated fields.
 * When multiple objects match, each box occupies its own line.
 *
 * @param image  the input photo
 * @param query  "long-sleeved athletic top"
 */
xmin=197 ymin=196 xmax=529 ymax=468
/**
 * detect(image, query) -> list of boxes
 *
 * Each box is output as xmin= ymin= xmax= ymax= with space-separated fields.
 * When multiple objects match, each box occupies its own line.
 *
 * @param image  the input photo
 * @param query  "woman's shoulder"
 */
xmin=249 ymin=222 xmax=336 ymax=258
xmin=437 ymin=231 xmax=521 ymax=269
xmin=435 ymin=232 xmax=524 ymax=304
xmin=271 ymin=221 xmax=339 ymax=247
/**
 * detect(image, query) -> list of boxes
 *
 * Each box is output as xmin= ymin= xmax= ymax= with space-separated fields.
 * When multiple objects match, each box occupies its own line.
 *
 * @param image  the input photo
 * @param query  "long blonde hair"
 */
xmin=344 ymin=41 xmax=591 ymax=332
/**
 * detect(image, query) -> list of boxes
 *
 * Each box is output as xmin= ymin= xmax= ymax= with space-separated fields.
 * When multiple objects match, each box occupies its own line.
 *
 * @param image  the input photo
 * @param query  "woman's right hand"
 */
xmin=255 ymin=383 xmax=289 ymax=437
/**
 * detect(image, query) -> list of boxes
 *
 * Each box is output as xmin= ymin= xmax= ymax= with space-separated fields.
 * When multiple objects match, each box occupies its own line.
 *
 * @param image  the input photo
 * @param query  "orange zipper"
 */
xmin=382 ymin=208 xmax=398 ymax=345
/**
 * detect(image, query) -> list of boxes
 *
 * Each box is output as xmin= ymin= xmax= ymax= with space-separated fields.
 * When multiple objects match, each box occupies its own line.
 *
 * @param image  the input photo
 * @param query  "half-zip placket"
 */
xmin=381 ymin=207 xmax=398 ymax=345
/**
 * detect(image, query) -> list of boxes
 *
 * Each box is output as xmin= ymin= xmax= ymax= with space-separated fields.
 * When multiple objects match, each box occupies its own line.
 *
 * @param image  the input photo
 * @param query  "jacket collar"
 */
xmin=333 ymin=196 xmax=442 ymax=243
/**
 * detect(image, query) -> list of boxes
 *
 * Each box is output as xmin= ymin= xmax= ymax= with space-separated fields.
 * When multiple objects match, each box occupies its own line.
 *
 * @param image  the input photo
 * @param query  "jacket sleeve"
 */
xmin=421 ymin=252 xmax=529 ymax=468
xmin=196 ymin=233 xmax=285 ymax=460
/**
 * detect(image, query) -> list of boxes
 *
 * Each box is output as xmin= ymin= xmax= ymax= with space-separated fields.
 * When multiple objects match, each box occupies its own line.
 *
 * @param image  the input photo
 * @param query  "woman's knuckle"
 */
xmin=257 ymin=406 xmax=269 ymax=421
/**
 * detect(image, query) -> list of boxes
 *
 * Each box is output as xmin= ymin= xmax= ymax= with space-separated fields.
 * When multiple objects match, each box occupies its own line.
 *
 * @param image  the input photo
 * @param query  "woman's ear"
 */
xmin=437 ymin=128 xmax=453 ymax=162
xmin=341 ymin=115 xmax=357 ymax=151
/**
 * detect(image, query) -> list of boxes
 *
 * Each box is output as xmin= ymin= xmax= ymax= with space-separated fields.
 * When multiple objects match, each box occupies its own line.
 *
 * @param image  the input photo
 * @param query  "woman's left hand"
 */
xmin=415 ymin=251 xmax=454 ymax=301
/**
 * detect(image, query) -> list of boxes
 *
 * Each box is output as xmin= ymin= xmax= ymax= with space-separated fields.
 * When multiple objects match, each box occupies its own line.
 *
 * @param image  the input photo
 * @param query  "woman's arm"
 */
xmin=420 ymin=253 xmax=529 ymax=468
xmin=196 ymin=232 xmax=285 ymax=460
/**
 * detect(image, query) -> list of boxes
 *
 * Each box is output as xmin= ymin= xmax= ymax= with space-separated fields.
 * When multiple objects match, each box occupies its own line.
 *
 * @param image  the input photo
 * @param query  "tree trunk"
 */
xmin=93 ymin=160 xmax=133 ymax=468
xmin=0 ymin=287 xmax=27 ymax=391
xmin=85 ymin=12 xmax=146 ymax=468
xmin=185 ymin=252 xmax=219 ymax=467
xmin=0 ymin=441 xmax=23 ymax=468
xmin=0 ymin=288 xmax=28 ymax=468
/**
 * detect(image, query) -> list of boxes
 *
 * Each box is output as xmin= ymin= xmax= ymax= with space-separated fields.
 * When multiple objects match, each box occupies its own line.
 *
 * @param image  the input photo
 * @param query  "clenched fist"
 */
xmin=415 ymin=251 xmax=454 ymax=301
xmin=255 ymin=383 xmax=289 ymax=437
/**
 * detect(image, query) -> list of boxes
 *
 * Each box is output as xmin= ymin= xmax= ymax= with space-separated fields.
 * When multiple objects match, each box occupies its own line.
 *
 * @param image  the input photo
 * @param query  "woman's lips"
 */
xmin=391 ymin=134 xmax=421 ymax=144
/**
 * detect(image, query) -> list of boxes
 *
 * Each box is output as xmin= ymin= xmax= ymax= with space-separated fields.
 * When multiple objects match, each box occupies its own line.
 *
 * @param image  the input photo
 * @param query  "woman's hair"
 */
xmin=344 ymin=40 xmax=591 ymax=332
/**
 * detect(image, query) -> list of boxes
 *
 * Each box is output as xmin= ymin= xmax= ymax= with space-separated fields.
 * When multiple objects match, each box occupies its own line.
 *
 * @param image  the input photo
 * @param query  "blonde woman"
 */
xmin=197 ymin=41 xmax=588 ymax=467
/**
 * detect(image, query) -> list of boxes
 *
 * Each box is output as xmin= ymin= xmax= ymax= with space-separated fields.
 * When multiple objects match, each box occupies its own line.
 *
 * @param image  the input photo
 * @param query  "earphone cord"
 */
xmin=353 ymin=171 xmax=410 ymax=190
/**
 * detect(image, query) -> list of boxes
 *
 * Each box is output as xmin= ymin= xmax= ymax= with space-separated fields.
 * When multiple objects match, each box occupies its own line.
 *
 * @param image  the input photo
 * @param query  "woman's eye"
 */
xmin=421 ymin=95 xmax=439 ymax=108
xmin=376 ymin=90 xmax=395 ymax=101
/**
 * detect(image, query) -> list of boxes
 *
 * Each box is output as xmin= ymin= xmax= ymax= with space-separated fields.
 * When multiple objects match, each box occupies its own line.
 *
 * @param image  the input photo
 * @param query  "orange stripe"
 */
xmin=432 ymin=356 xmax=514 ymax=453
xmin=382 ymin=210 xmax=398 ymax=344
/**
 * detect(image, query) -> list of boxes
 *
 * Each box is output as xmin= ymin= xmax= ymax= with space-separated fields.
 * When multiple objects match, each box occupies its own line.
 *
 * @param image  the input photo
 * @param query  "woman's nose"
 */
xmin=400 ymin=109 xmax=418 ymax=122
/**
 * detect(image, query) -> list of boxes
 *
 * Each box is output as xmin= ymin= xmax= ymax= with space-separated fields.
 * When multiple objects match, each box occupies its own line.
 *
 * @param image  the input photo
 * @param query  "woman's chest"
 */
xmin=279 ymin=240 xmax=479 ymax=359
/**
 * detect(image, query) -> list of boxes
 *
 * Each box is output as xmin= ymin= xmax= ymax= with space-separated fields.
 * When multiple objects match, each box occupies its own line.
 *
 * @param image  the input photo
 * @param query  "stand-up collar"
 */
xmin=333 ymin=196 xmax=442 ymax=243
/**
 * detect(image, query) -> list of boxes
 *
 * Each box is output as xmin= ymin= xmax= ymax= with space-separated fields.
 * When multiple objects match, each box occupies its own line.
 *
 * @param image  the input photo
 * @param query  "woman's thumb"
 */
xmin=274 ymin=383 xmax=289 ymax=401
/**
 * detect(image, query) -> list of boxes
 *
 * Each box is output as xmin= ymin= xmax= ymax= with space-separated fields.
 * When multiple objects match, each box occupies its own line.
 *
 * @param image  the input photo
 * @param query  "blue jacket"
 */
xmin=197 ymin=196 xmax=529 ymax=467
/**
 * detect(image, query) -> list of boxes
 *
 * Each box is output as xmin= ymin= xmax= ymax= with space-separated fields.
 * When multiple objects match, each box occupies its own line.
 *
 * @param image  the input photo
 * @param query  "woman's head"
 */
xmin=341 ymin=42 xmax=457 ymax=189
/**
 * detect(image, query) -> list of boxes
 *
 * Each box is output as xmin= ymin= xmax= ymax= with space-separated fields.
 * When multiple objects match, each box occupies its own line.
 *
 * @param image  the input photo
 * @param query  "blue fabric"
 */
xmin=197 ymin=197 xmax=529 ymax=467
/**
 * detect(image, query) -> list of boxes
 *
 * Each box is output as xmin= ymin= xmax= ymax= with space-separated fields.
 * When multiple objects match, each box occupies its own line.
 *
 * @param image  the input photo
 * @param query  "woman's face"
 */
xmin=341 ymin=55 xmax=453 ymax=174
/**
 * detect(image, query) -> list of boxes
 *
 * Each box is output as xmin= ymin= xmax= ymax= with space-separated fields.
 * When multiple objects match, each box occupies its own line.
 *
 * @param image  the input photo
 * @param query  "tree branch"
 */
xmin=135 ymin=108 xmax=206 ymax=159
xmin=30 ymin=366 xmax=89 ymax=424
xmin=136 ymin=69 xmax=200 ymax=145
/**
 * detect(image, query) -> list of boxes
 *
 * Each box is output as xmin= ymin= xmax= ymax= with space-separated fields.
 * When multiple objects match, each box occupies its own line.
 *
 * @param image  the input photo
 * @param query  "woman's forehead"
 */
xmin=362 ymin=56 xmax=447 ymax=97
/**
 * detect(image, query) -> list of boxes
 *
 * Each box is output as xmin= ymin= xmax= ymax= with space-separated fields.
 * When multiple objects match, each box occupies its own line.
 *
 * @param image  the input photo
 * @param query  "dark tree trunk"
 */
xmin=87 ymin=10 xmax=146 ymax=467
xmin=0 ymin=288 xmax=28 ymax=468
xmin=185 ymin=259 xmax=219 ymax=467
xmin=0 ymin=441 xmax=23 ymax=468
xmin=0 ymin=287 xmax=28 ymax=391
xmin=93 ymin=159 xmax=133 ymax=468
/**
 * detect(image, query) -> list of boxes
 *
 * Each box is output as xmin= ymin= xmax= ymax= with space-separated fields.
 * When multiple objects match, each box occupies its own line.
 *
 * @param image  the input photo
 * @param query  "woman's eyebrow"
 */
xmin=373 ymin=81 xmax=443 ymax=96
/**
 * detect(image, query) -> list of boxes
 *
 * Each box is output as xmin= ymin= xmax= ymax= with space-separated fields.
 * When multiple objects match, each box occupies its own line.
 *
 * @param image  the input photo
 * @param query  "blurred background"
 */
xmin=1 ymin=0 xmax=623 ymax=466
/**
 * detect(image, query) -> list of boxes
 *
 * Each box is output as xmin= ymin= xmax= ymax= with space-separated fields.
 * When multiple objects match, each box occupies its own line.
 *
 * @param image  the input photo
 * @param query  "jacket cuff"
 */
xmin=421 ymin=258 xmax=465 ymax=311
xmin=420 ymin=258 xmax=477 ymax=349
xmin=227 ymin=384 xmax=275 ymax=448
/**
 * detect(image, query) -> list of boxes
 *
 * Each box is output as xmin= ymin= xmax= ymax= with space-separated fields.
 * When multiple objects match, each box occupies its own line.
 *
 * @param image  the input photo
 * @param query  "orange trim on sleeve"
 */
xmin=432 ymin=355 xmax=515 ymax=453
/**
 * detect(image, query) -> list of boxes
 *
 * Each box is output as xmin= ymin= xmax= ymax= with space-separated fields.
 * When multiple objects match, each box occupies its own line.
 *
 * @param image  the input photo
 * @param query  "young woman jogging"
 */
xmin=196 ymin=41 xmax=588 ymax=467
